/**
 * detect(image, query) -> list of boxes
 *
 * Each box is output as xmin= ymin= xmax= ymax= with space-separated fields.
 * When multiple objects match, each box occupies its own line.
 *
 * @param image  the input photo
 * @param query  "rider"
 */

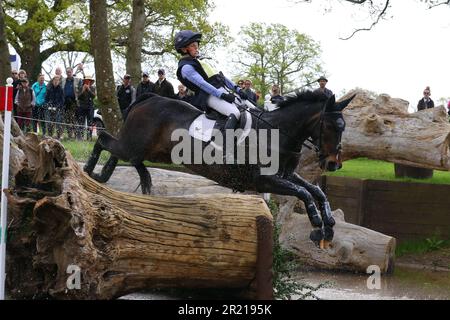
xmin=175 ymin=30 xmax=248 ymax=131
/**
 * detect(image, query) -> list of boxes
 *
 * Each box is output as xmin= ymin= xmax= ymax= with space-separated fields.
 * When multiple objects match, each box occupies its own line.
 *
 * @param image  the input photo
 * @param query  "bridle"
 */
xmin=307 ymin=107 xmax=345 ymax=163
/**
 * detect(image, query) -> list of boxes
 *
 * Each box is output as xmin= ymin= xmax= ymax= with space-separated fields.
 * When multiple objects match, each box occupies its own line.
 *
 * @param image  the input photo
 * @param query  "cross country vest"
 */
xmin=176 ymin=56 xmax=225 ymax=109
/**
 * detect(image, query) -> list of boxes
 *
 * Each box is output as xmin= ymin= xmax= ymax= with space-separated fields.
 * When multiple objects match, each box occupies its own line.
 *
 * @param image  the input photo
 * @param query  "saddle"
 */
xmin=188 ymin=101 xmax=255 ymax=148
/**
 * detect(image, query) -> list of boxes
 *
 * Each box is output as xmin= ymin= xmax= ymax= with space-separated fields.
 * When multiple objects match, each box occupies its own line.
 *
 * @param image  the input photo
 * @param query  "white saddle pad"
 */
xmin=188 ymin=107 xmax=253 ymax=146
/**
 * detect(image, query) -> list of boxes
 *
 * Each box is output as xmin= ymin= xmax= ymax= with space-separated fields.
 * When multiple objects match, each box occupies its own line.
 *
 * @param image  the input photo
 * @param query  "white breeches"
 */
xmin=207 ymin=88 xmax=240 ymax=119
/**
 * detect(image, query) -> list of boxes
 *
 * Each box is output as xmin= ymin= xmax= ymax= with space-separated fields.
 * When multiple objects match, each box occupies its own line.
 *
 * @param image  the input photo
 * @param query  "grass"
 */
xmin=61 ymin=139 xmax=184 ymax=170
xmin=325 ymin=157 xmax=450 ymax=185
xmin=396 ymin=235 xmax=450 ymax=257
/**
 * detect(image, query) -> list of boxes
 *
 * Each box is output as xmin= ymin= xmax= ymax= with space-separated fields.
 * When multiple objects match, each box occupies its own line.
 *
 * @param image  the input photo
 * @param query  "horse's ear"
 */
xmin=325 ymin=95 xmax=336 ymax=112
xmin=334 ymin=94 xmax=356 ymax=112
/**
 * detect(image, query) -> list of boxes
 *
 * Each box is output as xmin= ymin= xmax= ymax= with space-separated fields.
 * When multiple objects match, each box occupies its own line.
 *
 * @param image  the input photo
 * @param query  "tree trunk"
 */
xmin=89 ymin=0 xmax=123 ymax=136
xmin=3 ymin=133 xmax=273 ymax=299
xmin=125 ymin=0 xmax=146 ymax=82
xmin=279 ymin=208 xmax=396 ymax=274
xmin=17 ymin=44 xmax=42 ymax=82
xmin=340 ymin=89 xmax=450 ymax=170
xmin=0 ymin=1 xmax=11 ymax=82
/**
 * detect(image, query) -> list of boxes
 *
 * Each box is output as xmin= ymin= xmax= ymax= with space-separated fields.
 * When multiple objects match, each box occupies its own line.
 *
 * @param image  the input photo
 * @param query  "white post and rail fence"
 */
xmin=0 ymin=77 xmax=14 ymax=300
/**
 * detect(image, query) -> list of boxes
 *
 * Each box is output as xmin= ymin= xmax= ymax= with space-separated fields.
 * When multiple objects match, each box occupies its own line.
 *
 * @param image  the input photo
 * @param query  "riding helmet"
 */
xmin=174 ymin=30 xmax=202 ymax=54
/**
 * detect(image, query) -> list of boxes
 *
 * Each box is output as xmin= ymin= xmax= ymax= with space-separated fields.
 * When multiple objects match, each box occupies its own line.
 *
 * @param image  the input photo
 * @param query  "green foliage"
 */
xmin=269 ymin=200 xmax=329 ymax=300
xmin=107 ymin=0 xmax=230 ymax=65
xmin=396 ymin=235 xmax=450 ymax=257
xmin=235 ymin=22 xmax=324 ymax=96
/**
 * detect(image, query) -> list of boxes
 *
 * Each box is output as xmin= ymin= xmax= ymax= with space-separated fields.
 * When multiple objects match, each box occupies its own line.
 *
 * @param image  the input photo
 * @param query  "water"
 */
xmin=291 ymin=266 xmax=450 ymax=300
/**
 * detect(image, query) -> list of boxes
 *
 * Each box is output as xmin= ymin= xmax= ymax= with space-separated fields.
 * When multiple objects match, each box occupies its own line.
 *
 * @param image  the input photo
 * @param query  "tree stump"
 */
xmin=4 ymin=134 xmax=274 ymax=299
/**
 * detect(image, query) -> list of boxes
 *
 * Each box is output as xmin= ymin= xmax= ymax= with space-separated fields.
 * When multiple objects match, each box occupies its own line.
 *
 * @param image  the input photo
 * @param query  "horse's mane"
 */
xmin=277 ymin=90 xmax=328 ymax=108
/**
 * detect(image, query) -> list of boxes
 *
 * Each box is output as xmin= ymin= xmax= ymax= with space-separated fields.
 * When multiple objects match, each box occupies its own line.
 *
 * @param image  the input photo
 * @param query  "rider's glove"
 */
xmin=238 ymin=90 xmax=248 ymax=100
xmin=220 ymin=92 xmax=235 ymax=104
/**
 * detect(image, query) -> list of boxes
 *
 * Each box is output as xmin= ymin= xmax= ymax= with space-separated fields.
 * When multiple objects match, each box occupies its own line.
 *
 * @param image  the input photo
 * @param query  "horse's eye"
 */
xmin=335 ymin=118 xmax=345 ymax=130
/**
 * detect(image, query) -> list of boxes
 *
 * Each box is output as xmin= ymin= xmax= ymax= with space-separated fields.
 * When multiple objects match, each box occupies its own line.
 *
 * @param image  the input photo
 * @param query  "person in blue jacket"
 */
xmin=175 ymin=30 xmax=248 ymax=131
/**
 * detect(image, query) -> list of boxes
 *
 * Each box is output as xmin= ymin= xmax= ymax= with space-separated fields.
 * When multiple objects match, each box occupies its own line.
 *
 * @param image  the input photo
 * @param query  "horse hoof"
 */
xmin=319 ymin=239 xmax=331 ymax=250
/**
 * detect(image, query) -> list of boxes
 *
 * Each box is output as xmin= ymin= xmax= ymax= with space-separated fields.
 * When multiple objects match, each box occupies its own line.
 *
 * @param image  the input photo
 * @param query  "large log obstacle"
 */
xmin=3 ymin=134 xmax=273 ymax=299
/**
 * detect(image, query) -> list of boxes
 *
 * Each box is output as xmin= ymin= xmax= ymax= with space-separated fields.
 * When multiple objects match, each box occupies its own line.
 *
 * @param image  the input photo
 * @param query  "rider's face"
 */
xmin=184 ymin=42 xmax=199 ymax=57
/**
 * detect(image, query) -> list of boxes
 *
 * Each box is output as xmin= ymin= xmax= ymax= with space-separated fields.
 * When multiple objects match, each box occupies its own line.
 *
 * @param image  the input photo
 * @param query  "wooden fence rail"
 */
xmin=321 ymin=176 xmax=450 ymax=242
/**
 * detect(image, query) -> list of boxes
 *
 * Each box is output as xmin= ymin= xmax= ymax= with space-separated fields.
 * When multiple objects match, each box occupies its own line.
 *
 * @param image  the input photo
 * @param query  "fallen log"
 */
xmin=279 ymin=208 xmax=396 ymax=274
xmin=4 ymin=135 xmax=273 ymax=299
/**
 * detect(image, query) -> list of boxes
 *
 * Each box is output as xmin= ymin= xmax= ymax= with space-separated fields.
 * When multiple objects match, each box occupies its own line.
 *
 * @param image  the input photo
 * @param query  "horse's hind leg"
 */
xmin=133 ymin=162 xmax=152 ymax=195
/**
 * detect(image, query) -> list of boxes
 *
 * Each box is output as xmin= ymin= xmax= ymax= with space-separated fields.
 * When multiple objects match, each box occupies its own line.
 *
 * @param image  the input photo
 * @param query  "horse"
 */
xmin=83 ymin=91 xmax=355 ymax=247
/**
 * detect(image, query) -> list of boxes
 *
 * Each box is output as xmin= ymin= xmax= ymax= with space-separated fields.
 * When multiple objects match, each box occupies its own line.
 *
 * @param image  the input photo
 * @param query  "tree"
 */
xmin=110 ymin=0 xmax=230 ymax=81
xmin=125 ymin=0 xmax=146 ymax=82
xmin=90 ymin=0 xmax=122 ymax=135
xmin=300 ymin=0 xmax=449 ymax=39
xmin=235 ymin=23 xmax=323 ymax=96
xmin=0 ymin=0 xmax=11 ymax=82
xmin=2 ymin=0 xmax=90 ymax=81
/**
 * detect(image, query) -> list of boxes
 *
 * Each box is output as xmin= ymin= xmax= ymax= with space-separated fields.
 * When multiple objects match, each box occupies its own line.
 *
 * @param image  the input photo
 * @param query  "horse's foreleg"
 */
xmin=133 ymin=162 xmax=152 ymax=195
xmin=256 ymin=175 xmax=323 ymax=229
xmin=84 ymin=139 xmax=103 ymax=176
xmin=92 ymin=156 xmax=119 ymax=183
xmin=286 ymin=172 xmax=335 ymax=228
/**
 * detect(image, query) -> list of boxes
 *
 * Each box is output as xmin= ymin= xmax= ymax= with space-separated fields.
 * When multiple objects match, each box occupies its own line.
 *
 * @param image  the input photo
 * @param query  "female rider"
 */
xmin=175 ymin=30 xmax=248 ymax=131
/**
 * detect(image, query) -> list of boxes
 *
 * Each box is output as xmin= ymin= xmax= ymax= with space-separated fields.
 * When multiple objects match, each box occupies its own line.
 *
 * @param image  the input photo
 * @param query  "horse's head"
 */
xmin=312 ymin=94 xmax=355 ymax=171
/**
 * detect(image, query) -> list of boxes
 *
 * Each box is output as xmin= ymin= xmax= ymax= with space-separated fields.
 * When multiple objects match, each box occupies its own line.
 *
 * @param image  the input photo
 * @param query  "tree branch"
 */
xmin=340 ymin=0 xmax=390 ymax=40
xmin=428 ymin=0 xmax=450 ymax=8
xmin=141 ymin=48 xmax=167 ymax=56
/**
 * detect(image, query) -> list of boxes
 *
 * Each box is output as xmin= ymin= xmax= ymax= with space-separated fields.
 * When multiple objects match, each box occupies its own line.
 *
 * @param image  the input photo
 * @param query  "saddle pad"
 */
xmin=188 ymin=114 xmax=217 ymax=142
xmin=188 ymin=108 xmax=253 ymax=145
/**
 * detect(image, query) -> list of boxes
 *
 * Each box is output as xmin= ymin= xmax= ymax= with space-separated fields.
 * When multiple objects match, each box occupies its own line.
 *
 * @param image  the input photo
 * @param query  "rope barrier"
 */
xmin=12 ymin=115 xmax=102 ymax=130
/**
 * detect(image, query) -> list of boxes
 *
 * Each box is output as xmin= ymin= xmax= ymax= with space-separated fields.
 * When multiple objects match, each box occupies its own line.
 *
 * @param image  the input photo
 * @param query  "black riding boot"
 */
xmin=223 ymin=114 xmax=239 ymax=164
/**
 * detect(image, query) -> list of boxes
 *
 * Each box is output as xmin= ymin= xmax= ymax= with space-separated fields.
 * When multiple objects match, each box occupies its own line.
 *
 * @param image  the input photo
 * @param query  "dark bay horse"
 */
xmin=84 ymin=91 xmax=354 ymax=246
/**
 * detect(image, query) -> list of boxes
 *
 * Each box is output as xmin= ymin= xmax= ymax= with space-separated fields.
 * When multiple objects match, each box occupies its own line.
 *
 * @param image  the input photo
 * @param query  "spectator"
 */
xmin=61 ymin=67 xmax=82 ymax=139
xmin=12 ymin=69 xmax=27 ymax=117
xmin=154 ymin=69 xmax=175 ymax=98
xmin=264 ymin=84 xmax=283 ymax=112
xmin=11 ymin=70 xmax=19 ymax=117
xmin=176 ymin=84 xmax=192 ymax=103
xmin=31 ymin=74 xmax=47 ymax=134
xmin=136 ymin=71 xmax=155 ymax=98
xmin=55 ymin=66 xmax=63 ymax=77
xmin=417 ymin=86 xmax=434 ymax=111
xmin=14 ymin=78 xmax=35 ymax=132
xmin=447 ymin=100 xmax=450 ymax=117
xmin=237 ymin=80 xmax=245 ymax=90
xmin=116 ymin=74 xmax=136 ymax=118
xmin=314 ymin=76 xmax=333 ymax=98
xmin=242 ymin=79 xmax=257 ymax=104
xmin=76 ymin=75 xmax=96 ymax=140
xmin=45 ymin=75 xmax=65 ymax=139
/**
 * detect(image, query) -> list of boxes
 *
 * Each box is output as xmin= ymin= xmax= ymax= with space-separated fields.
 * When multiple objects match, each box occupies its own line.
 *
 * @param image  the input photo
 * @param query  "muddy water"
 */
xmin=292 ymin=266 xmax=450 ymax=300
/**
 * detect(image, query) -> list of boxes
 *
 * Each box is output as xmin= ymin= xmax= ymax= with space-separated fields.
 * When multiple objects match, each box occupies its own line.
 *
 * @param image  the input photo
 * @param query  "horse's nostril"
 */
xmin=327 ymin=162 xmax=338 ymax=171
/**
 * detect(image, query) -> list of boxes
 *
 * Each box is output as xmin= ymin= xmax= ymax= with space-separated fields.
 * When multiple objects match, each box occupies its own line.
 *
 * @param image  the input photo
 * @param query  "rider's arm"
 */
xmin=181 ymin=65 xmax=223 ymax=98
xmin=223 ymin=76 xmax=241 ymax=93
